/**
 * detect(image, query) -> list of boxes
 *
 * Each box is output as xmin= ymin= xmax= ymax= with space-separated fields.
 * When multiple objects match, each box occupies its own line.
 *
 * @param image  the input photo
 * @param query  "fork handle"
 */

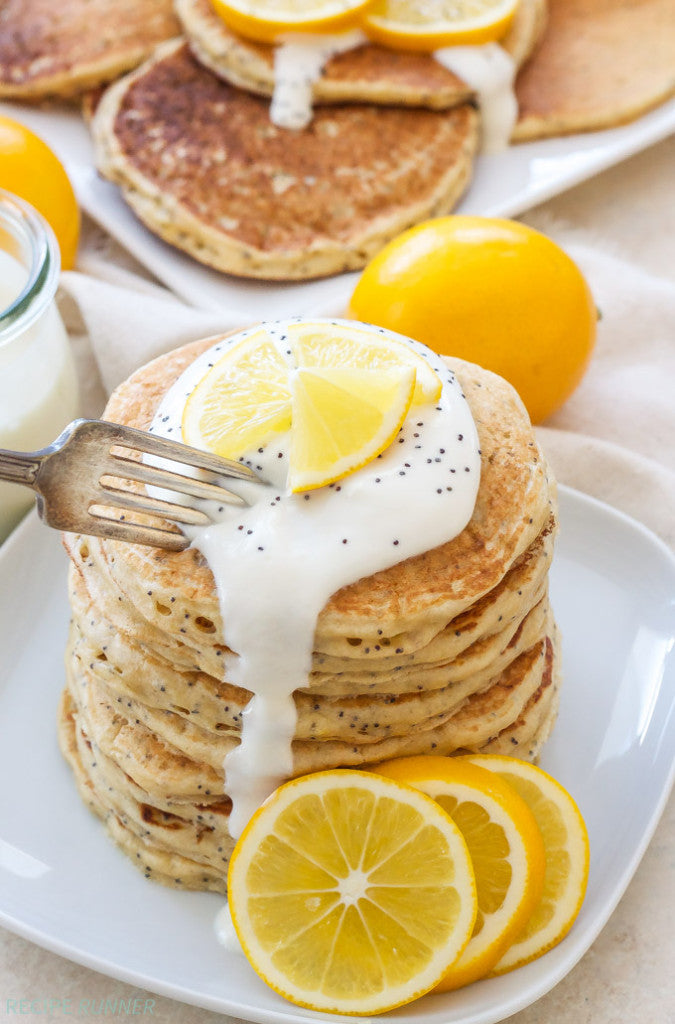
xmin=0 ymin=448 xmax=42 ymax=487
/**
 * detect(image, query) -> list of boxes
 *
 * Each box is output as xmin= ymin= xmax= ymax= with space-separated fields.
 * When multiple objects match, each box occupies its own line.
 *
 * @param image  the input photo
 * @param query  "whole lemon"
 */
xmin=0 ymin=115 xmax=80 ymax=270
xmin=348 ymin=216 xmax=597 ymax=424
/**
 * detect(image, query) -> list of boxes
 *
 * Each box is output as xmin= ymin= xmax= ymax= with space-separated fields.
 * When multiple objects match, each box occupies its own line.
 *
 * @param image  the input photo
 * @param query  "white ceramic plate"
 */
xmin=0 ymin=486 xmax=674 ymax=1023
xmin=1 ymin=97 xmax=674 ymax=320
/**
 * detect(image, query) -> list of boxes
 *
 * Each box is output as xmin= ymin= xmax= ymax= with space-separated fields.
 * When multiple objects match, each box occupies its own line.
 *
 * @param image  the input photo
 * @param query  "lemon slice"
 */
xmin=375 ymin=755 xmax=545 ymax=990
xmin=290 ymin=366 xmax=414 ymax=491
xmin=182 ymin=330 xmax=293 ymax=458
xmin=211 ymin=0 xmax=375 ymax=44
xmin=363 ymin=0 xmax=518 ymax=51
xmin=227 ymin=769 xmax=477 ymax=1014
xmin=182 ymin=320 xmax=442 ymax=489
xmin=465 ymin=755 xmax=590 ymax=973
xmin=289 ymin=321 xmax=442 ymax=406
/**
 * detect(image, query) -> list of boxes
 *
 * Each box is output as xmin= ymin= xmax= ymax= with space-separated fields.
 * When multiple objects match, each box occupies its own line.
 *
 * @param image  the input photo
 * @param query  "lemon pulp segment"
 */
xmin=290 ymin=321 xmax=442 ymax=405
xmin=289 ymin=366 xmax=415 ymax=491
xmin=182 ymin=330 xmax=292 ymax=458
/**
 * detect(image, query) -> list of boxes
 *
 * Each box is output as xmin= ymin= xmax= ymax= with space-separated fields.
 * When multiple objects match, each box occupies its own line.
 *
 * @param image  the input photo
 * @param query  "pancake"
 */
xmin=66 ymin=508 xmax=554 ymax=694
xmin=0 ymin=0 xmax=180 ymax=100
xmin=65 ymin=621 xmax=554 ymax=785
xmin=91 ymin=41 xmax=478 ymax=281
xmin=68 ymin=556 xmax=552 ymax=745
xmin=59 ymin=335 xmax=560 ymax=890
xmin=65 ymin=340 xmax=554 ymax=657
xmin=59 ymin=623 xmax=559 ymax=893
xmin=176 ymin=0 xmax=547 ymax=109
xmin=514 ymin=0 xmax=675 ymax=140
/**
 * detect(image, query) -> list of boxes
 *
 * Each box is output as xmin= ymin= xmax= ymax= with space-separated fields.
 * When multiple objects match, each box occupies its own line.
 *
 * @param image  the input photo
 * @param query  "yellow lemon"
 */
xmin=348 ymin=216 xmax=597 ymax=424
xmin=0 ymin=115 xmax=80 ymax=270
xmin=210 ymin=0 xmax=375 ymax=43
xmin=227 ymin=769 xmax=477 ymax=1015
xmin=375 ymin=755 xmax=545 ymax=990
xmin=290 ymin=365 xmax=415 ymax=490
xmin=181 ymin=320 xmax=441 ymax=491
xmin=464 ymin=755 xmax=590 ymax=972
xmin=363 ymin=0 xmax=518 ymax=51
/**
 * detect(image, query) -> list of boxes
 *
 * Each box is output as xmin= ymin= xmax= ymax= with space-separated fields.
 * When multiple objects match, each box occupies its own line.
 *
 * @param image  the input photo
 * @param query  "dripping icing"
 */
xmin=267 ymin=32 xmax=516 ymax=151
xmin=151 ymin=319 xmax=481 ymax=838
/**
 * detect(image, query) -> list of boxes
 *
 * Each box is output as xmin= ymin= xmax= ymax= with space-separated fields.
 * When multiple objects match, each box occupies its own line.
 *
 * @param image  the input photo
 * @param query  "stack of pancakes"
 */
xmin=3 ymin=1 xmax=673 ymax=280
xmin=85 ymin=1 xmax=553 ymax=279
xmin=59 ymin=337 xmax=560 ymax=892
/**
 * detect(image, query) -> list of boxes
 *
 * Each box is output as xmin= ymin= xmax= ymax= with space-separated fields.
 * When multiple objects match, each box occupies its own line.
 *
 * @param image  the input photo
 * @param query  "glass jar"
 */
xmin=0 ymin=188 xmax=79 ymax=544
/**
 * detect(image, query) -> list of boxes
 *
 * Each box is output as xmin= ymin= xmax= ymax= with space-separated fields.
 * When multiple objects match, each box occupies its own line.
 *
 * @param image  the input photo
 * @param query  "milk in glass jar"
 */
xmin=0 ymin=189 xmax=79 ymax=543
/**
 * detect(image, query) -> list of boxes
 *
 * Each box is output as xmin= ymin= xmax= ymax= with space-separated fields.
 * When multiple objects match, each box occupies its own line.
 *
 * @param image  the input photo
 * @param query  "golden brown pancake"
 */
xmin=176 ymin=0 xmax=547 ymax=110
xmin=91 ymin=41 xmax=478 ymax=280
xmin=514 ymin=0 xmax=675 ymax=139
xmin=0 ymin=0 xmax=180 ymax=100
xmin=68 ymin=340 xmax=555 ymax=652
xmin=58 ymin=336 xmax=560 ymax=890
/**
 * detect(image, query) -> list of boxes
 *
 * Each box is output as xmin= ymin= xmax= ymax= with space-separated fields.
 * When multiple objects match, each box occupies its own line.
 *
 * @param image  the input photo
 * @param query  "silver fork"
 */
xmin=0 ymin=419 xmax=260 ymax=551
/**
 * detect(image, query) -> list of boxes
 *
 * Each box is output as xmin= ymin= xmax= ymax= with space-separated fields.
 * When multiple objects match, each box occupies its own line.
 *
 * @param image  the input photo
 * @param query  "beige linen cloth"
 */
xmin=1 ymin=137 xmax=673 ymax=1022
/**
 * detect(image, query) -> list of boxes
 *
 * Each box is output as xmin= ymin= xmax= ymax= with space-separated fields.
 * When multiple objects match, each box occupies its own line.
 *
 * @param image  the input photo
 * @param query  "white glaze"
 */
xmin=271 ymin=30 xmax=367 ymax=130
xmin=268 ymin=29 xmax=517 ymax=151
xmin=214 ymin=903 xmax=244 ymax=954
xmin=433 ymin=42 xmax=517 ymax=153
xmin=152 ymin=319 xmax=481 ymax=837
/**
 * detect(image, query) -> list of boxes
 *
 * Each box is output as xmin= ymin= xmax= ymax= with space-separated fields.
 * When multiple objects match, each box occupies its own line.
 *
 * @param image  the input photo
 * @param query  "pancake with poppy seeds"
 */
xmin=64 ymin=340 xmax=555 ymax=663
xmin=175 ymin=0 xmax=547 ymax=111
xmin=0 ymin=0 xmax=180 ymax=100
xmin=66 ymin=561 xmax=553 ymax=744
xmin=513 ymin=0 xmax=675 ymax=140
xmin=58 ymin=618 xmax=559 ymax=893
xmin=91 ymin=41 xmax=478 ymax=280
xmin=59 ymin=334 xmax=561 ymax=889
xmin=65 ymin=506 xmax=555 ymax=694
xmin=63 ymin=616 xmax=555 ymax=784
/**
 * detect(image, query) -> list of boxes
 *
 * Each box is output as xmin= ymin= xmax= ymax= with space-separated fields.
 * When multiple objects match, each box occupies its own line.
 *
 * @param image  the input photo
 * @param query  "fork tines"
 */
xmin=63 ymin=420 xmax=259 ymax=550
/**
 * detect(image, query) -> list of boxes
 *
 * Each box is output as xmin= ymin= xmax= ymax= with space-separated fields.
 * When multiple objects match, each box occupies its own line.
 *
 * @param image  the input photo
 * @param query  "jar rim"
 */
xmin=0 ymin=189 xmax=61 ymax=348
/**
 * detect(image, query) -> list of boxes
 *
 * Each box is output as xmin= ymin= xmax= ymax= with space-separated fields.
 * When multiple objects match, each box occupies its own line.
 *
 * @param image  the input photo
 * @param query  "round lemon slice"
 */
xmin=465 ymin=755 xmax=590 ymax=973
xmin=227 ymin=769 xmax=477 ymax=1015
xmin=362 ymin=0 xmax=519 ymax=51
xmin=375 ymin=755 xmax=545 ymax=990
xmin=211 ymin=0 xmax=376 ymax=44
xmin=181 ymin=319 xmax=442 ymax=490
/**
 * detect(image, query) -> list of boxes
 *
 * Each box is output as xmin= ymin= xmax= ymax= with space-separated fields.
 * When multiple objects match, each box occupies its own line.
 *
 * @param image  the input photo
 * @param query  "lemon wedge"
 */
xmin=210 ymin=0 xmax=375 ymax=44
xmin=289 ymin=366 xmax=415 ymax=491
xmin=182 ymin=320 xmax=442 ymax=490
xmin=227 ymin=769 xmax=477 ymax=1014
xmin=465 ymin=755 xmax=590 ymax=973
xmin=362 ymin=0 xmax=518 ymax=51
xmin=375 ymin=755 xmax=546 ymax=990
